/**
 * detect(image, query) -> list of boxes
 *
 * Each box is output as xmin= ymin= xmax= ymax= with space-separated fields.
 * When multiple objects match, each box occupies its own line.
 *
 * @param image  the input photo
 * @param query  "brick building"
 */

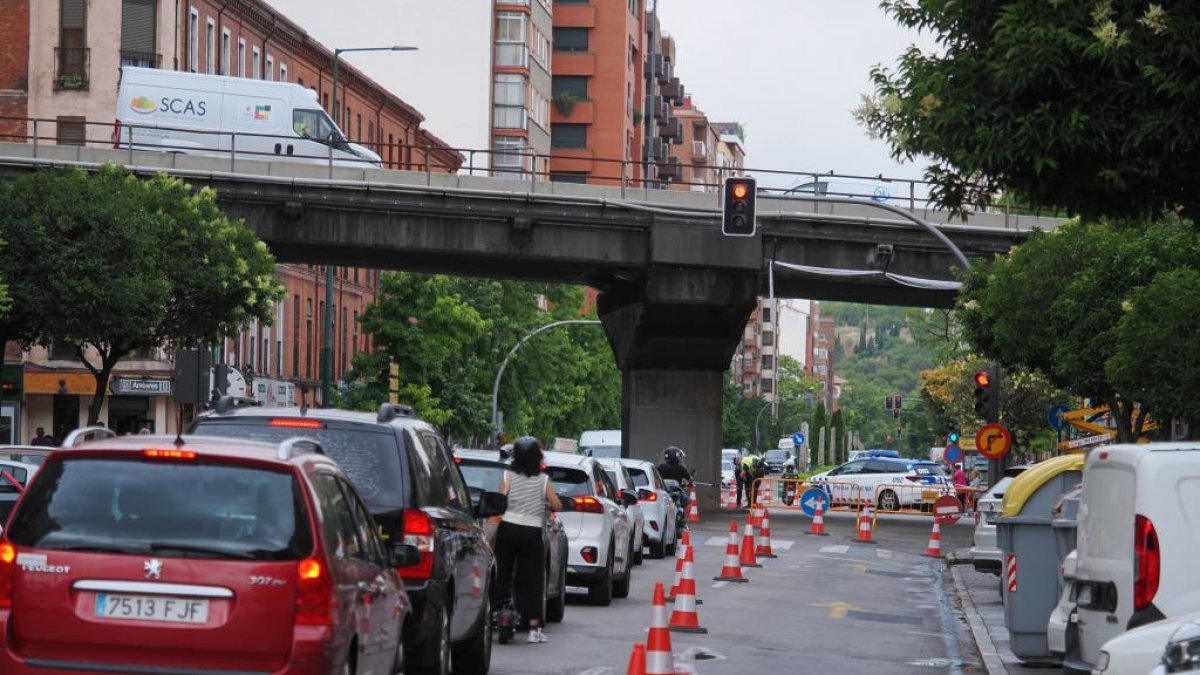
xmin=0 ymin=0 xmax=459 ymax=442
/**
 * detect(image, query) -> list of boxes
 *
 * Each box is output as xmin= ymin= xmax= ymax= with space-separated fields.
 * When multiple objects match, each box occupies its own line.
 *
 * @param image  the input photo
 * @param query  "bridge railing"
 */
xmin=0 ymin=115 xmax=1056 ymax=223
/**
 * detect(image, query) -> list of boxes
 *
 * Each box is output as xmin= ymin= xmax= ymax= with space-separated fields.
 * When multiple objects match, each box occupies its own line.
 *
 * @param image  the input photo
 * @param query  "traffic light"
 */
xmin=973 ymin=363 xmax=1000 ymax=423
xmin=885 ymin=395 xmax=894 ymax=410
xmin=948 ymin=430 xmax=959 ymax=444
xmin=895 ymin=395 xmax=903 ymax=409
xmin=722 ymin=176 xmax=757 ymax=237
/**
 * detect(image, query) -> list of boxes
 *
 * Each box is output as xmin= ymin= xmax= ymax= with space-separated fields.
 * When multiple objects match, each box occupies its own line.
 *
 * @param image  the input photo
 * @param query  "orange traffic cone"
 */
xmin=626 ymin=642 xmax=647 ymax=675
xmin=713 ymin=521 xmax=749 ymax=582
xmin=667 ymin=528 xmax=689 ymax=601
xmin=923 ymin=519 xmax=943 ymax=558
xmin=755 ymin=507 xmax=777 ymax=558
xmin=668 ymin=542 xmax=708 ymax=633
xmin=749 ymin=502 xmax=763 ymax=527
xmin=470 ymin=560 xmax=483 ymax=598
xmin=855 ymin=505 xmax=877 ymax=544
xmin=687 ymin=484 xmax=700 ymax=523
xmin=806 ymin=497 xmax=829 ymax=536
xmin=738 ymin=518 xmax=761 ymax=568
xmin=645 ymin=583 xmax=675 ymax=675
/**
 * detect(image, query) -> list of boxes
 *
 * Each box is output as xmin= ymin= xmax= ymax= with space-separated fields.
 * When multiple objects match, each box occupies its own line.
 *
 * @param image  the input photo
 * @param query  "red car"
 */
xmin=0 ymin=435 xmax=413 ymax=674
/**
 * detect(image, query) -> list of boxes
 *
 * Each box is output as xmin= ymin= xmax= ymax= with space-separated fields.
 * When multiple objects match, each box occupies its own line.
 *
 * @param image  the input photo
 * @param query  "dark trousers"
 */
xmin=492 ymin=521 xmax=545 ymax=626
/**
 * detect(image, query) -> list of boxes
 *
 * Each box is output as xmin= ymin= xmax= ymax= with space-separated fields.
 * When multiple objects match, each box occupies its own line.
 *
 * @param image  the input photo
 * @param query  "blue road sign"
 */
xmin=800 ymin=487 xmax=828 ymax=517
xmin=944 ymin=444 xmax=963 ymax=464
xmin=1048 ymin=404 xmax=1071 ymax=430
xmin=792 ymin=432 xmax=806 ymax=447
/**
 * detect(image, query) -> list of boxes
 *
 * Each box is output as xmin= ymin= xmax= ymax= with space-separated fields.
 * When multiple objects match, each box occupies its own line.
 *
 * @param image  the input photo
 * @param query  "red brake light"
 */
xmin=1134 ymin=514 xmax=1160 ymax=612
xmin=294 ymin=556 xmax=333 ymax=626
xmin=0 ymin=543 xmax=12 ymax=609
xmin=400 ymin=509 xmax=435 ymax=580
xmin=454 ymin=457 xmax=463 ymax=464
xmin=143 ymin=449 xmax=197 ymax=460
xmin=270 ymin=418 xmax=324 ymax=430
xmin=574 ymin=496 xmax=605 ymax=514
xmin=640 ymin=491 xmax=658 ymax=502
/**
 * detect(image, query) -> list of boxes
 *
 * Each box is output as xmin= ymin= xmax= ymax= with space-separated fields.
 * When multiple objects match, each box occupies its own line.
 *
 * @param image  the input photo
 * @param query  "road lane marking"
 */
xmin=711 ymin=580 xmax=728 ymax=589
xmin=772 ymin=539 xmax=795 ymax=550
xmin=820 ymin=544 xmax=849 ymax=554
xmin=577 ymin=669 xmax=613 ymax=675
xmin=877 ymin=548 xmax=893 ymax=559
xmin=810 ymin=601 xmax=852 ymax=618
xmin=837 ymin=563 xmax=868 ymax=573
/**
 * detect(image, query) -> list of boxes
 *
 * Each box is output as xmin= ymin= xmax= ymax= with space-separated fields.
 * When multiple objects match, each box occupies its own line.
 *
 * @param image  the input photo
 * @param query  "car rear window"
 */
xmin=547 ymin=467 xmax=591 ymax=497
xmin=458 ymin=461 xmax=507 ymax=494
xmin=5 ymin=457 xmax=313 ymax=561
xmin=190 ymin=419 xmax=405 ymax=509
xmin=583 ymin=445 xmax=621 ymax=459
xmin=627 ymin=468 xmax=650 ymax=487
xmin=765 ymin=450 xmax=789 ymax=462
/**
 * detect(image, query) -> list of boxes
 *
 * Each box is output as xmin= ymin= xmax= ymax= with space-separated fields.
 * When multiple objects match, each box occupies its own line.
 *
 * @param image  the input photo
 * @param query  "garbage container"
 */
xmin=1051 ymin=483 xmax=1083 ymax=566
xmin=995 ymin=454 xmax=1085 ymax=663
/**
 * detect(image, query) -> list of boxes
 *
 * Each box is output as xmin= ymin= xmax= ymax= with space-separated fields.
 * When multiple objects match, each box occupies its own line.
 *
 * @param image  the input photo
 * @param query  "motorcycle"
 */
xmin=664 ymin=480 xmax=687 ymax=541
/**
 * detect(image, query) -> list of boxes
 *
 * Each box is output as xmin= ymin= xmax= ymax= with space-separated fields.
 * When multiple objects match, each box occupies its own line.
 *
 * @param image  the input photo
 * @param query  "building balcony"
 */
xmin=120 ymin=50 xmax=161 ymax=69
xmin=552 ymin=51 xmax=596 ymax=76
xmin=661 ymin=78 xmax=684 ymax=105
xmin=554 ymin=3 xmax=597 ymax=26
xmin=691 ymin=140 xmax=707 ymax=160
xmin=658 ymin=156 xmax=682 ymax=181
xmin=551 ymin=98 xmax=593 ymax=124
xmin=547 ymin=147 xmax=593 ymax=173
xmin=54 ymin=47 xmax=90 ymax=91
xmin=658 ymin=116 xmax=683 ymax=143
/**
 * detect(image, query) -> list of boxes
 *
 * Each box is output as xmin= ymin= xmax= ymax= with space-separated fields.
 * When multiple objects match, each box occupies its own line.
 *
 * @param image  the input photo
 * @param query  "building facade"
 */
xmin=0 ymin=0 xmax=458 ymax=443
xmin=806 ymin=305 xmax=838 ymax=411
xmin=732 ymin=297 xmax=780 ymax=409
xmin=491 ymin=0 xmax=553 ymax=177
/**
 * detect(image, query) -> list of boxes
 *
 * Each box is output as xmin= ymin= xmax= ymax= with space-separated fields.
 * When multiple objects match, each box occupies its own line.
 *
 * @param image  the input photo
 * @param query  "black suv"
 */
xmin=191 ymin=399 xmax=505 ymax=675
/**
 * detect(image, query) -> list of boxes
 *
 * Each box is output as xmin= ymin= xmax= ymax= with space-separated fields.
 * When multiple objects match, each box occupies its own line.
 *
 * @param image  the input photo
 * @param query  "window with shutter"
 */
xmin=120 ymin=0 xmax=157 ymax=67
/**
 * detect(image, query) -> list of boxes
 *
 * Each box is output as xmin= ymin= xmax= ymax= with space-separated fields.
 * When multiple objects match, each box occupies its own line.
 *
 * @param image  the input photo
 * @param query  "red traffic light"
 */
xmin=974 ymin=371 xmax=991 ymax=387
xmin=732 ymin=182 xmax=749 ymax=200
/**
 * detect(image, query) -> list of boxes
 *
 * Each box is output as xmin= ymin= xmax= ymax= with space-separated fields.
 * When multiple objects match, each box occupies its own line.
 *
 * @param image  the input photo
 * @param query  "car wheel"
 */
xmin=588 ymin=549 xmax=614 ymax=606
xmin=613 ymin=542 xmax=633 ymax=599
xmin=390 ymin=637 xmax=405 ymax=675
xmin=649 ymin=534 xmax=666 ymax=559
xmin=451 ymin=592 xmax=490 ymax=675
xmin=633 ymin=534 xmax=644 ymax=565
xmin=546 ymin=557 xmax=566 ymax=623
xmin=410 ymin=604 xmax=451 ymax=675
xmin=665 ymin=523 xmax=677 ymax=556
xmin=877 ymin=489 xmax=900 ymax=512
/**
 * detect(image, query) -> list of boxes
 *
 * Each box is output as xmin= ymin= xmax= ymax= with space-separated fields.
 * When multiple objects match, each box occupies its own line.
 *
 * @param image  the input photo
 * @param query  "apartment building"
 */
xmin=807 ymin=304 xmax=838 ymax=411
xmin=732 ymin=297 xmax=780 ymax=409
xmin=0 ymin=0 xmax=459 ymax=442
xmin=492 ymin=0 xmax=553 ymax=177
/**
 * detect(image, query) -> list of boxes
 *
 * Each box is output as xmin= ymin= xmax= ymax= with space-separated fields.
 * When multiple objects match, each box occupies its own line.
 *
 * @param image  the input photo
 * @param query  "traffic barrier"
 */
xmin=755 ymin=507 xmax=777 ymax=558
xmin=869 ymin=481 xmax=981 ymax=517
xmin=757 ymin=480 xmax=772 ymax=506
xmin=626 ymin=642 xmax=647 ymax=675
xmin=738 ymin=519 xmax=761 ymax=568
xmin=754 ymin=478 xmax=865 ymax=514
xmin=854 ymin=505 xmax=877 ymax=544
xmin=646 ymin=583 xmax=675 ymax=675
xmin=667 ymin=528 xmax=687 ymax=602
xmin=805 ymin=498 xmax=829 ymax=536
xmin=713 ymin=521 xmax=748 ymax=582
xmin=687 ymin=484 xmax=700 ymax=523
xmin=923 ymin=519 xmax=943 ymax=558
xmin=720 ymin=484 xmax=737 ymax=508
xmin=668 ymin=542 xmax=707 ymax=633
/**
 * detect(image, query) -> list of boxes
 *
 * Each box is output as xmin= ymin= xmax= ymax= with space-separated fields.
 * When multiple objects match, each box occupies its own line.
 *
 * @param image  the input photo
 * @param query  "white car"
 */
xmin=720 ymin=458 xmax=736 ymax=488
xmin=543 ymin=452 xmax=637 ymax=606
xmin=1070 ymin=443 xmax=1200 ymax=673
xmin=1147 ymin=617 xmax=1200 ymax=675
xmin=616 ymin=458 xmax=679 ymax=559
xmin=971 ymin=466 xmax=1031 ymax=575
xmin=1048 ymin=550 xmax=1078 ymax=659
xmin=809 ymin=456 xmax=948 ymax=511
xmin=1095 ymin=611 xmax=1200 ymax=675
xmin=598 ymin=458 xmax=646 ymax=565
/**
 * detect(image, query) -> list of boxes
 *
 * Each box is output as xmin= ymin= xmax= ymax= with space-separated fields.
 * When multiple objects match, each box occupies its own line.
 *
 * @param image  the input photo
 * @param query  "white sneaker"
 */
xmin=526 ymin=628 xmax=547 ymax=644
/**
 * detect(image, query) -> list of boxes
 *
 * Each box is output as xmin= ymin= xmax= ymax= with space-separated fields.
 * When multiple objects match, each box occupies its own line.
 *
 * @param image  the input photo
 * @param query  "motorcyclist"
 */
xmin=658 ymin=446 xmax=692 ymax=511
xmin=780 ymin=460 xmax=800 ymax=505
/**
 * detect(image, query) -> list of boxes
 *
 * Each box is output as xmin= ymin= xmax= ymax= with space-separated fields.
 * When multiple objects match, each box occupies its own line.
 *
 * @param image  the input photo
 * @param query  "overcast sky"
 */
xmin=279 ymin=1 xmax=932 ymax=187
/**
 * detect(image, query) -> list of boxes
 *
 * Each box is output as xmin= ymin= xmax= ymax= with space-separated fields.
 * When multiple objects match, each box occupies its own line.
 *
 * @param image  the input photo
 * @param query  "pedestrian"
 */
xmin=968 ymin=468 xmax=983 ymax=511
xmin=30 ymin=427 xmax=55 ymax=447
xmin=953 ymin=463 xmax=968 ymax=507
xmin=492 ymin=436 xmax=564 ymax=644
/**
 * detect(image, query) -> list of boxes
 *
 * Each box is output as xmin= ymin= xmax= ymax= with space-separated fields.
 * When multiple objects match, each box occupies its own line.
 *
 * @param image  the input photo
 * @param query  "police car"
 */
xmin=808 ymin=456 xmax=947 ymax=511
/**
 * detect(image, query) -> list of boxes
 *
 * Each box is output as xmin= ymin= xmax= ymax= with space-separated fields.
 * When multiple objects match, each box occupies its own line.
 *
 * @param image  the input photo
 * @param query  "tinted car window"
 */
xmin=312 ymin=471 xmax=363 ymax=560
xmin=7 ymin=458 xmax=312 ymax=561
xmin=596 ymin=466 xmax=620 ymax=500
xmin=458 ymin=461 xmax=507 ymax=494
xmin=627 ymin=468 xmax=650 ymax=487
xmin=190 ymin=420 xmax=405 ymax=509
xmin=583 ymin=445 xmax=621 ymax=459
xmin=0 ymin=466 xmax=26 ymax=490
xmin=547 ymin=467 xmax=591 ymax=497
xmin=341 ymin=477 xmax=386 ymax=566
xmin=832 ymin=461 xmax=866 ymax=476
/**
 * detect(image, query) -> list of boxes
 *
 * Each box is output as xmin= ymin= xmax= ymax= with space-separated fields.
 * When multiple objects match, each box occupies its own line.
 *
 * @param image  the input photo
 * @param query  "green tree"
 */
xmin=810 ymin=401 xmax=827 ymax=469
xmin=0 ymin=166 xmax=282 ymax=424
xmin=831 ymin=408 xmax=846 ymax=465
xmin=861 ymin=1 xmax=1200 ymax=219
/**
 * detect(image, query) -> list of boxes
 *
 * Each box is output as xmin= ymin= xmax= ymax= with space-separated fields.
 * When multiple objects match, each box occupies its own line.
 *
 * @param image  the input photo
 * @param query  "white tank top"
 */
xmin=502 ymin=472 xmax=547 ymax=528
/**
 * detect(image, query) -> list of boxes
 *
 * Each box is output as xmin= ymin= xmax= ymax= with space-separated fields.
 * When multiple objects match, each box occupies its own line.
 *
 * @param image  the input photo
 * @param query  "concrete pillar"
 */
xmin=621 ymin=369 xmax=725 ymax=511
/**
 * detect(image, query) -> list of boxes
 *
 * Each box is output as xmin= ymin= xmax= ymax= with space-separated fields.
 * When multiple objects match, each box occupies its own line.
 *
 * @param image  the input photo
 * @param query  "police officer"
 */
xmin=740 ymin=454 xmax=764 ymax=509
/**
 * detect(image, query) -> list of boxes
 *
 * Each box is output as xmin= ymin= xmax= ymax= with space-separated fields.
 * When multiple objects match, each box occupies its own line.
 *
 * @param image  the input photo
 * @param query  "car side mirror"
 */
xmin=390 ymin=543 xmax=421 ymax=568
xmin=620 ymin=489 xmax=639 ymax=508
xmin=637 ymin=488 xmax=654 ymax=501
xmin=475 ymin=490 xmax=508 ymax=518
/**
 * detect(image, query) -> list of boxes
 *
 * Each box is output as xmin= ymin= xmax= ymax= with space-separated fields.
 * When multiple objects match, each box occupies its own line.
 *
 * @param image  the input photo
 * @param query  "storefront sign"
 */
xmin=109 ymin=377 xmax=173 ymax=396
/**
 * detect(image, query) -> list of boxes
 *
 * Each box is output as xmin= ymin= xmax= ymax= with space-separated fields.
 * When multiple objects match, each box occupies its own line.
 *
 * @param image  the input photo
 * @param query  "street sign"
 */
xmin=1047 ymin=404 xmax=1071 ymax=430
xmin=933 ymin=494 xmax=963 ymax=524
xmin=944 ymin=444 xmax=963 ymax=464
xmin=1064 ymin=434 xmax=1110 ymax=449
xmin=799 ymin=487 xmax=828 ymax=517
xmin=976 ymin=423 xmax=1013 ymax=460
xmin=792 ymin=432 xmax=806 ymax=447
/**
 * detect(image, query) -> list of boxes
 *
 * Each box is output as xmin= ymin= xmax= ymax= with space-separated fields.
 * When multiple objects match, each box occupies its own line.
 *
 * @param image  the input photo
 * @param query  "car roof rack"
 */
xmin=277 ymin=437 xmax=327 ymax=461
xmin=214 ymin=395 xmax=263 ymax=414
xmin=377 ymin=402 xmax=415 ymax=424
xmin=61 ymin=426 xmax=118 ymax=448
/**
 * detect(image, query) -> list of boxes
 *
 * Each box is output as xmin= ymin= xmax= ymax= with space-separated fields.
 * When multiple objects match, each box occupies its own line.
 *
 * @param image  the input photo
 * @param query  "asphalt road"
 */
xmin=489 ymin=507 xmax=984 ymax=675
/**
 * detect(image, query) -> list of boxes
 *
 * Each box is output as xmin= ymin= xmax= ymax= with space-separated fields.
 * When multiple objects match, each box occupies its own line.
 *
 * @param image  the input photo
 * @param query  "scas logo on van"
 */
xmin=130 ymin=95 xmax=208 ymax=117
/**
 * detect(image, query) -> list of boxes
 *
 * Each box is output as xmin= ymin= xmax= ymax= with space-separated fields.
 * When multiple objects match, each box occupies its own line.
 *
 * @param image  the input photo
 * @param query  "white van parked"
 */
xmin=114 ymin=67 xmax=381 ymax=167
xmin=1068 ymin=443 xmax=1200 ymax=673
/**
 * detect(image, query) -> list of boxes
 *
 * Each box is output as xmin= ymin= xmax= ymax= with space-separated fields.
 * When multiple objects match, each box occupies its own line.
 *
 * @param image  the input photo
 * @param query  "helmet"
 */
xmin=664 ymin=446 xmax=684 ymax=465
xmin=783 ymin=461 xmax=795 ymax=473
xmin=513 ymin=436 xmax=542 ymax=457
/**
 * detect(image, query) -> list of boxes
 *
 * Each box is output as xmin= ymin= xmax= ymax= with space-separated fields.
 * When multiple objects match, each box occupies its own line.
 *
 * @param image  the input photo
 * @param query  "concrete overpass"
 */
xmin=0 ymin=143 xmax=1063 ymax=506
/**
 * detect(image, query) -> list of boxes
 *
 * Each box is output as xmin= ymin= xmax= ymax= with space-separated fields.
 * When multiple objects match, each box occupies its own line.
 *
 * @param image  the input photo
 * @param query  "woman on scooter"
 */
xmin=493 ymin=436 xmax=564 ymax=644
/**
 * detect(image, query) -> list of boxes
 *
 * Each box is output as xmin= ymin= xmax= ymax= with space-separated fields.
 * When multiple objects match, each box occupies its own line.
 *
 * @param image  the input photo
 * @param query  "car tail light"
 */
xmin=1134 ymin=514 xmax=1160 ymax=611
xmin=400 ymin=509 xmax=435 ymax=580
xmin=640 ymin=492 xmax=658 ymax=502
xmin=581 ymin=547 xmax=598 ymax=564
xmin=142 ymin=449 xmax=197 ymax=460
xmin=111 ymin=119 xmax=121 ymax=148
xmin=0 ymin=543 xmax=14 ymax=609
xmin=294 ymin=557 xmax=333 ymax=626
xmin=573 ymin=496 xmax=605 ymax=514
xmin=269 ymin=418 xmax=324 ymax=430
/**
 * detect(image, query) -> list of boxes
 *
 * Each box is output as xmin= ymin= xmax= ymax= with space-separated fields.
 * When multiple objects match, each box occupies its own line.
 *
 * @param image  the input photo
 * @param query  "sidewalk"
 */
xmin=952 ymin=565 xmax=1057 ymax=674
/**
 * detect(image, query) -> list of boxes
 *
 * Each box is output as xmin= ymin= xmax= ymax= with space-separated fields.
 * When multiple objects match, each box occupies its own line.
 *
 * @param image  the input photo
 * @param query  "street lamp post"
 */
xmin=753 ymin=401 xmax=771 ymax=455
xmin=322 ymin=45 xmax=417 ymax=406
xmin=490 ymin=320 xmax=601 ymax=445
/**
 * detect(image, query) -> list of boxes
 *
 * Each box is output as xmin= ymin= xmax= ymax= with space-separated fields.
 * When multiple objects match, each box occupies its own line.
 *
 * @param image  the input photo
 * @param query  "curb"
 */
xmin=951 ymin=566 xmax=1008 ymax=675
